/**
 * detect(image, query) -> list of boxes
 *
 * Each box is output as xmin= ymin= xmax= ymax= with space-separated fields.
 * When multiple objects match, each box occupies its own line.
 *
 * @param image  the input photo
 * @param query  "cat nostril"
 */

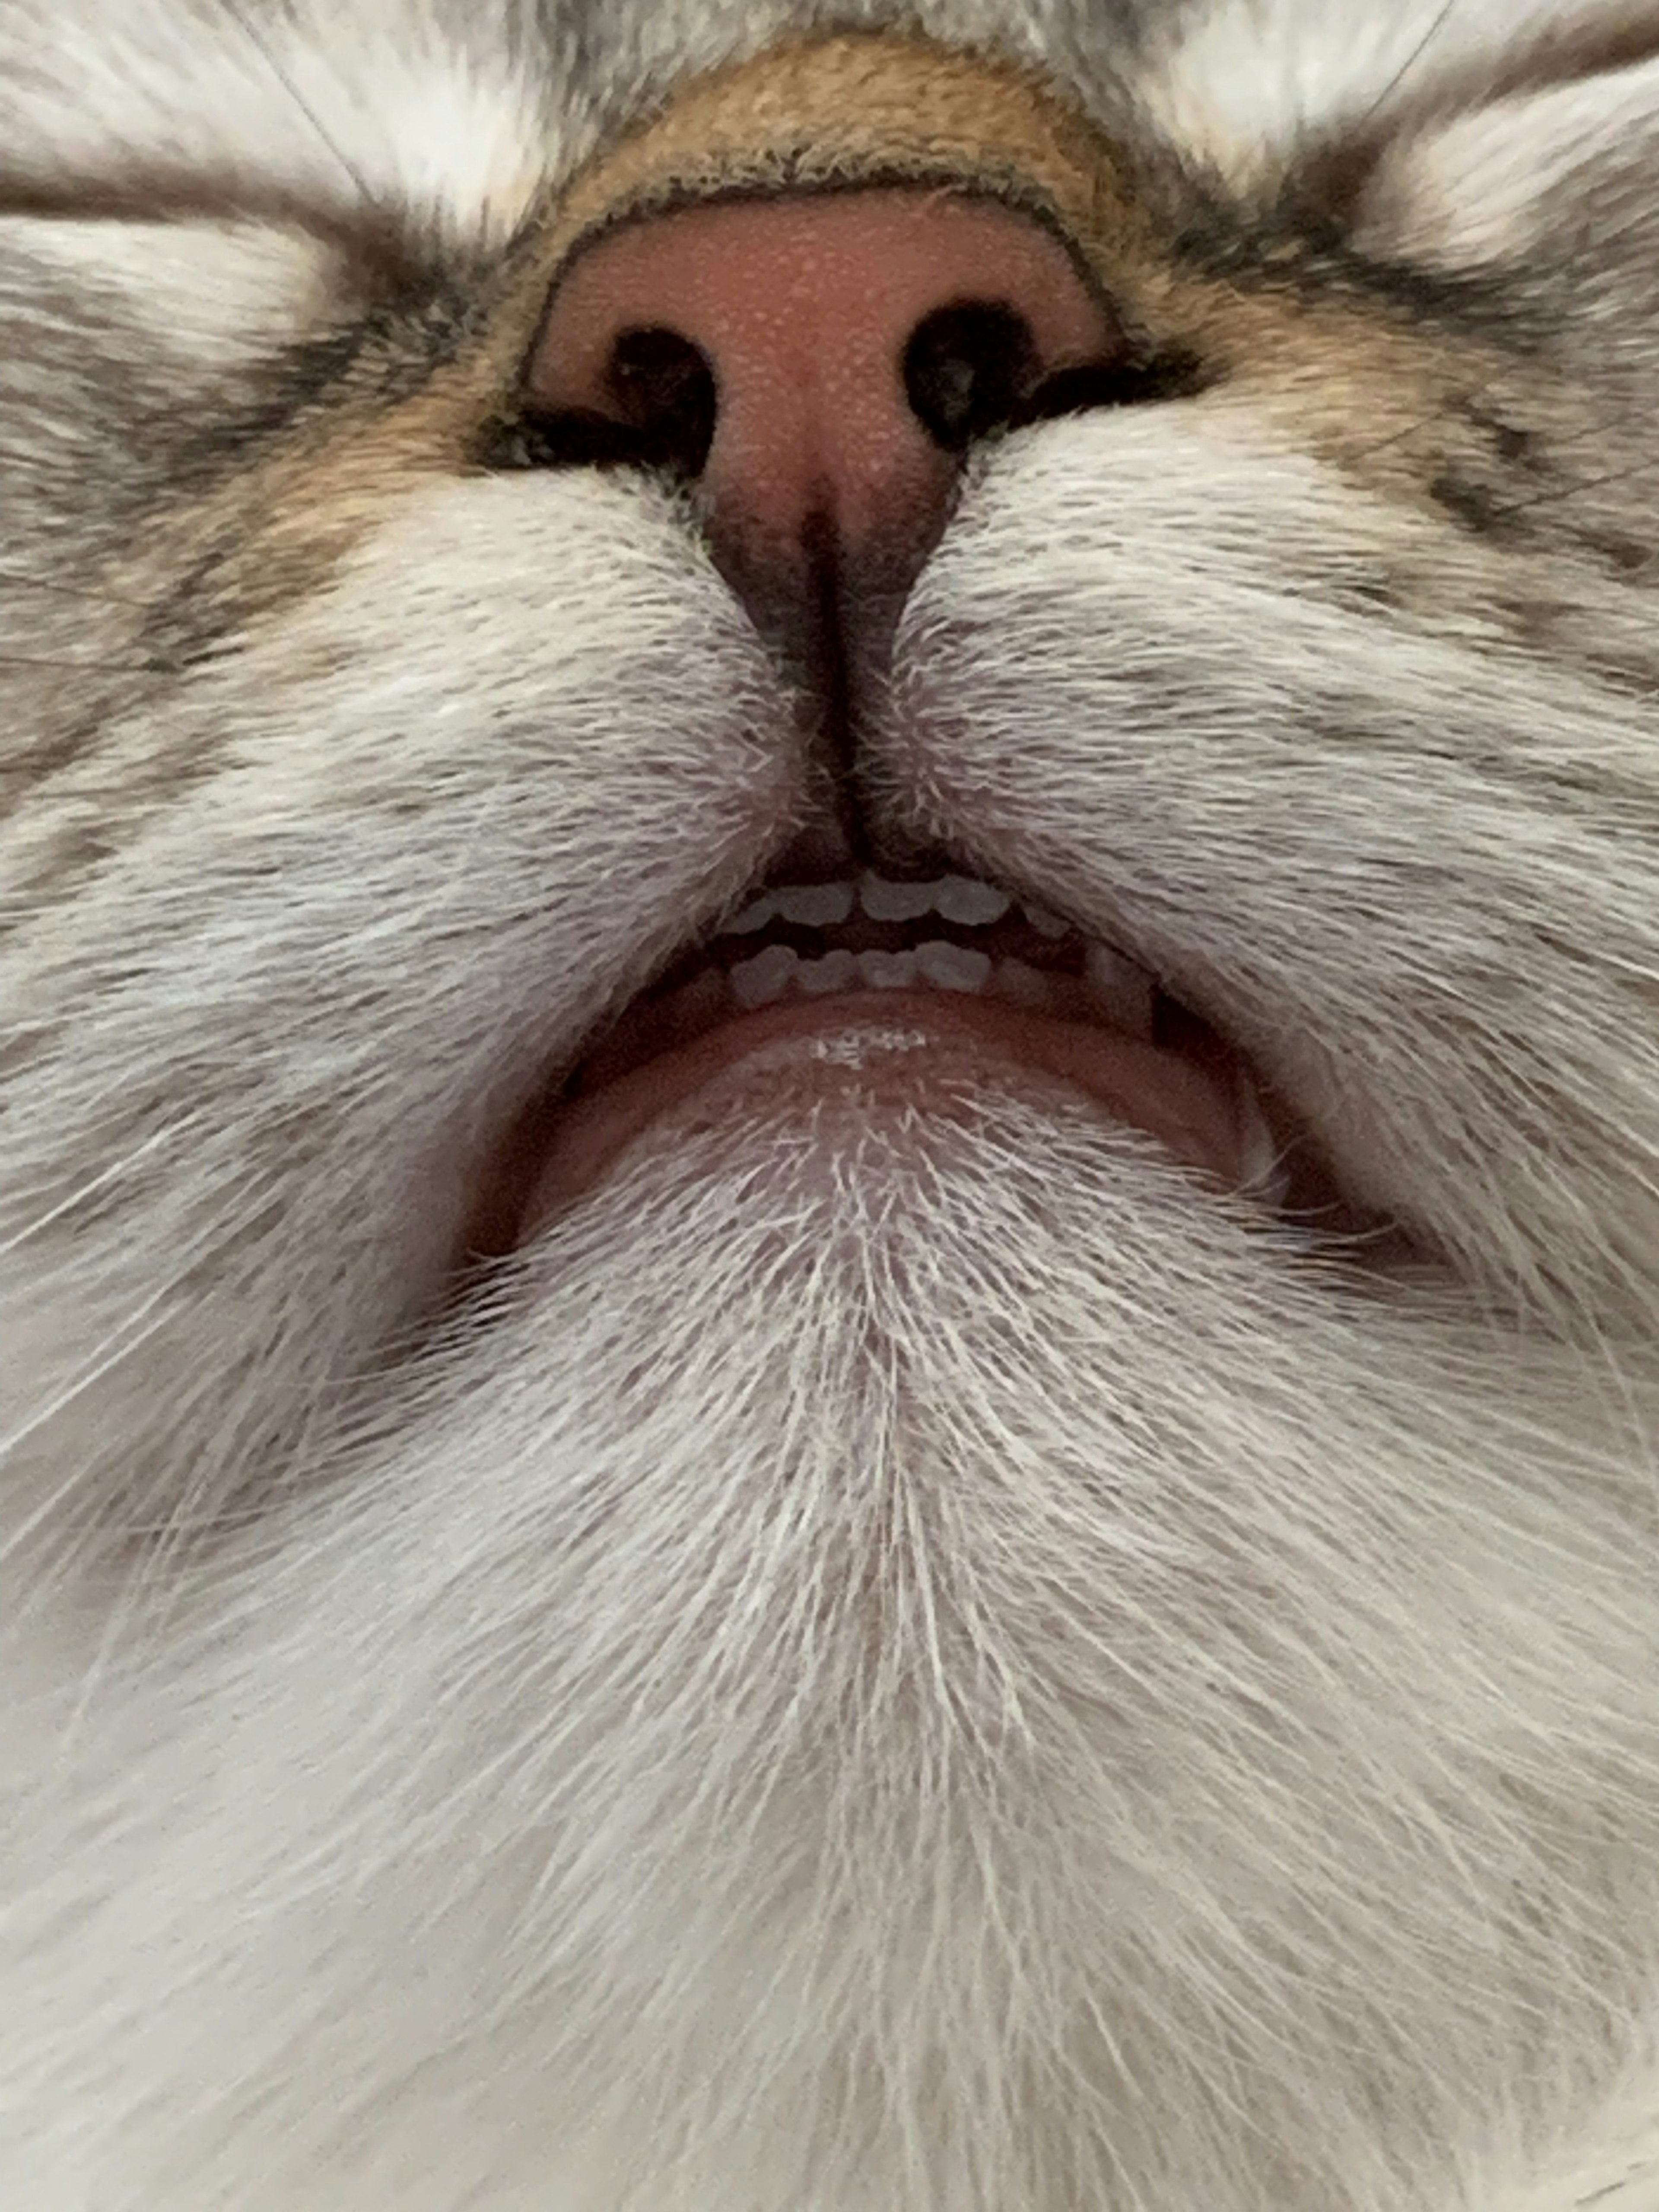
xmin=606 ymin=326 xmax=718 ymax=478
xmin=902 ymin=303 xmax=1039 ymax=453
xmin=526 ymin=189 xmax=1122 ymax=611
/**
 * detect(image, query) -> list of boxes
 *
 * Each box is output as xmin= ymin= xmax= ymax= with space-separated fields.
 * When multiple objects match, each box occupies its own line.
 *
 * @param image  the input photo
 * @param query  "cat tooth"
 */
xmin=773 ymin=881 xmax=855 ymax=927
xmin=915 ymin=941 xmax=993 ymax=992
xmin=1022 ymin=900 xmax=1070 ymax=938
xmin=1084 ymin=944 xmax=1157 ymax=1039
xmin=730 ymin=943 xmax=799 ymax=1009
xmin=934 ymin=876 xmax=1011 ymax=927
xmin=859 ymin=874 xmax=940 ymax=923
xmin=798 ymin=948 xmax=858 ymax=995
xmin=857 ymin=948 xmax=920 ymax=989
xmin=990 ymin=957 xmax=1054 ymax=1011
xmin=726 ymin=892 xmax=776 ymax=935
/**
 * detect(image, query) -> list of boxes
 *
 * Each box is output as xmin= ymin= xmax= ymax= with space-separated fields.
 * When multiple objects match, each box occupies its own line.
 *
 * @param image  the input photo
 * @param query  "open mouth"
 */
xmin=464 ymin=864 xmax=1382 ymax=1261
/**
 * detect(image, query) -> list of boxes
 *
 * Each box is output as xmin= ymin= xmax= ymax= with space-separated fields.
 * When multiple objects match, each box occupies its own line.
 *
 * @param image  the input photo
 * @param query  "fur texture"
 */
xmin=7 ymin=3 xmax=1659 ymax=2208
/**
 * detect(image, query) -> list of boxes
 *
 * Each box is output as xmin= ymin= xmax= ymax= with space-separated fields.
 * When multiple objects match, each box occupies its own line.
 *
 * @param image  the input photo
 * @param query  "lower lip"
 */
xmin=493 ymin=988 xmax=1249 ymax=1246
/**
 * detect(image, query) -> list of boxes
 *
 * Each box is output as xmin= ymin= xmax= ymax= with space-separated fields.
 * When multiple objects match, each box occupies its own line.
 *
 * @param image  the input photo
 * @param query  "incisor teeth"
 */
xmin=859 ymin=874 xmax=938 ymax=923
xmin=935 ymin=876 xmax=1011 ymax=926
xmin=992 ymin=957 xmax=1052 ymax=1010
xmin=915 ymin=940 xmax=994 ymax=991
xmin=726 ymin=892 xmax=776 ymax=934
xmin=857 ymin=948 xmax=920 ymax=988
xmin=730 ymin=943 xmax=798 ymax=1008
xmin=798 ymin=948 xmax=858 ymax=995
xmin=1084 ymin=944 xmax=1157 ymax=1039
xmin=732 ymin=872 xmax=1016 ymax=932
xmin=773 ymin=881 xmax=855 ymax=927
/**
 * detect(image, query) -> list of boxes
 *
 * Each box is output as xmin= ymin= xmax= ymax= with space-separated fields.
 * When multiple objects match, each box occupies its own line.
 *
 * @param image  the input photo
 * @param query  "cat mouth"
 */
xmin=465 ymin=865 xmax=1383 ymax=1259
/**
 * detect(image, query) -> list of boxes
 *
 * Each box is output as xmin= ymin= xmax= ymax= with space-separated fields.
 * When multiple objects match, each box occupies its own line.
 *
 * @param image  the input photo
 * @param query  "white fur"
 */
xmin=1357 ymin=52 xmax=1659 ymax=270
xmin=1140 ymin=0 xmax=1658 ymax=189
xmin=7 ymin=4 xmax=1659 ymax=2210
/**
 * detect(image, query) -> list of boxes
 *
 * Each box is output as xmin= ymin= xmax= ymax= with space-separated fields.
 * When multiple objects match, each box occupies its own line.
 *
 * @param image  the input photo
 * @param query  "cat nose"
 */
xmin=528 ymin=189 xmax=1116 ymax=610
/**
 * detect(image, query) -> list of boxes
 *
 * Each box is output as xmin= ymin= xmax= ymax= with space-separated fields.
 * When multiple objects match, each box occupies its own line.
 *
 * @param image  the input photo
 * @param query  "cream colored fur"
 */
xmin=6 ymin=3 xmax=1659 ymax=2209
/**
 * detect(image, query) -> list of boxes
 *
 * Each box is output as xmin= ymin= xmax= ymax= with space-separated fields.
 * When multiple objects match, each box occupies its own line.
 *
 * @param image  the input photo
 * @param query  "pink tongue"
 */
xmin=512 ymin=987 xmax=1246 ymax=1239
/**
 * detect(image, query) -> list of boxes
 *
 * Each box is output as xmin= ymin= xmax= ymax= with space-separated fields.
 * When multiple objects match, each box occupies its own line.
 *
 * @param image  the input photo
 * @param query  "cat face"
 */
xmin=6 ymin=6 xmax=1659 ymax=2211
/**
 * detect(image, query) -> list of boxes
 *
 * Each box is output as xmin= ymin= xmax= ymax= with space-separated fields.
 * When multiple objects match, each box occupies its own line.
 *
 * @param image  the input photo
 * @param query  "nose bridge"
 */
xmin=529 ymin=187 xmax=1116 ymax=591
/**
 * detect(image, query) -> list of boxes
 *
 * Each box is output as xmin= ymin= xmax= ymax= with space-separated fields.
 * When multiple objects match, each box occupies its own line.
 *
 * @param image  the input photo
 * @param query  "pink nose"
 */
xmin=529 ymin=189 xmax=1117 ymax=606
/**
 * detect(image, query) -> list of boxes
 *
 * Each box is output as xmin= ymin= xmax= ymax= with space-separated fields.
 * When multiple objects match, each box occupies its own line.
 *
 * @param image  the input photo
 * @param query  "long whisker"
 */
xmin=1351 ymin=395 xmax=1655 ymax=488
xmin=0 ymin=1293 xmax=188 ymax=1552
xmin=0 ymin=652 xmax=158 ymax=673
xmin=0 ymin=568 xmax=149 ymax=613
xmin=1491 ymin=456 xmax=1659 ymax=530
xmin=0 ymin=1155 xmax=283 ymax=1506
xmin=217 ymin=0 xmax=383 ymax=219
xmin=1352 ymin=0 xmax=1463 ymax=130
xmin=0 ymin=1126 xmax=175 ymax=1259
xmin=1345 ymin=375 xmax=1506 ymax=469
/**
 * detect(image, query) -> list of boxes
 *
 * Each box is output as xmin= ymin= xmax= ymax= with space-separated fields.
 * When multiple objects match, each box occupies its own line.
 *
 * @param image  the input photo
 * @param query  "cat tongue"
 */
xmin=514 ymin=987 xmax=1248 ymax=1235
